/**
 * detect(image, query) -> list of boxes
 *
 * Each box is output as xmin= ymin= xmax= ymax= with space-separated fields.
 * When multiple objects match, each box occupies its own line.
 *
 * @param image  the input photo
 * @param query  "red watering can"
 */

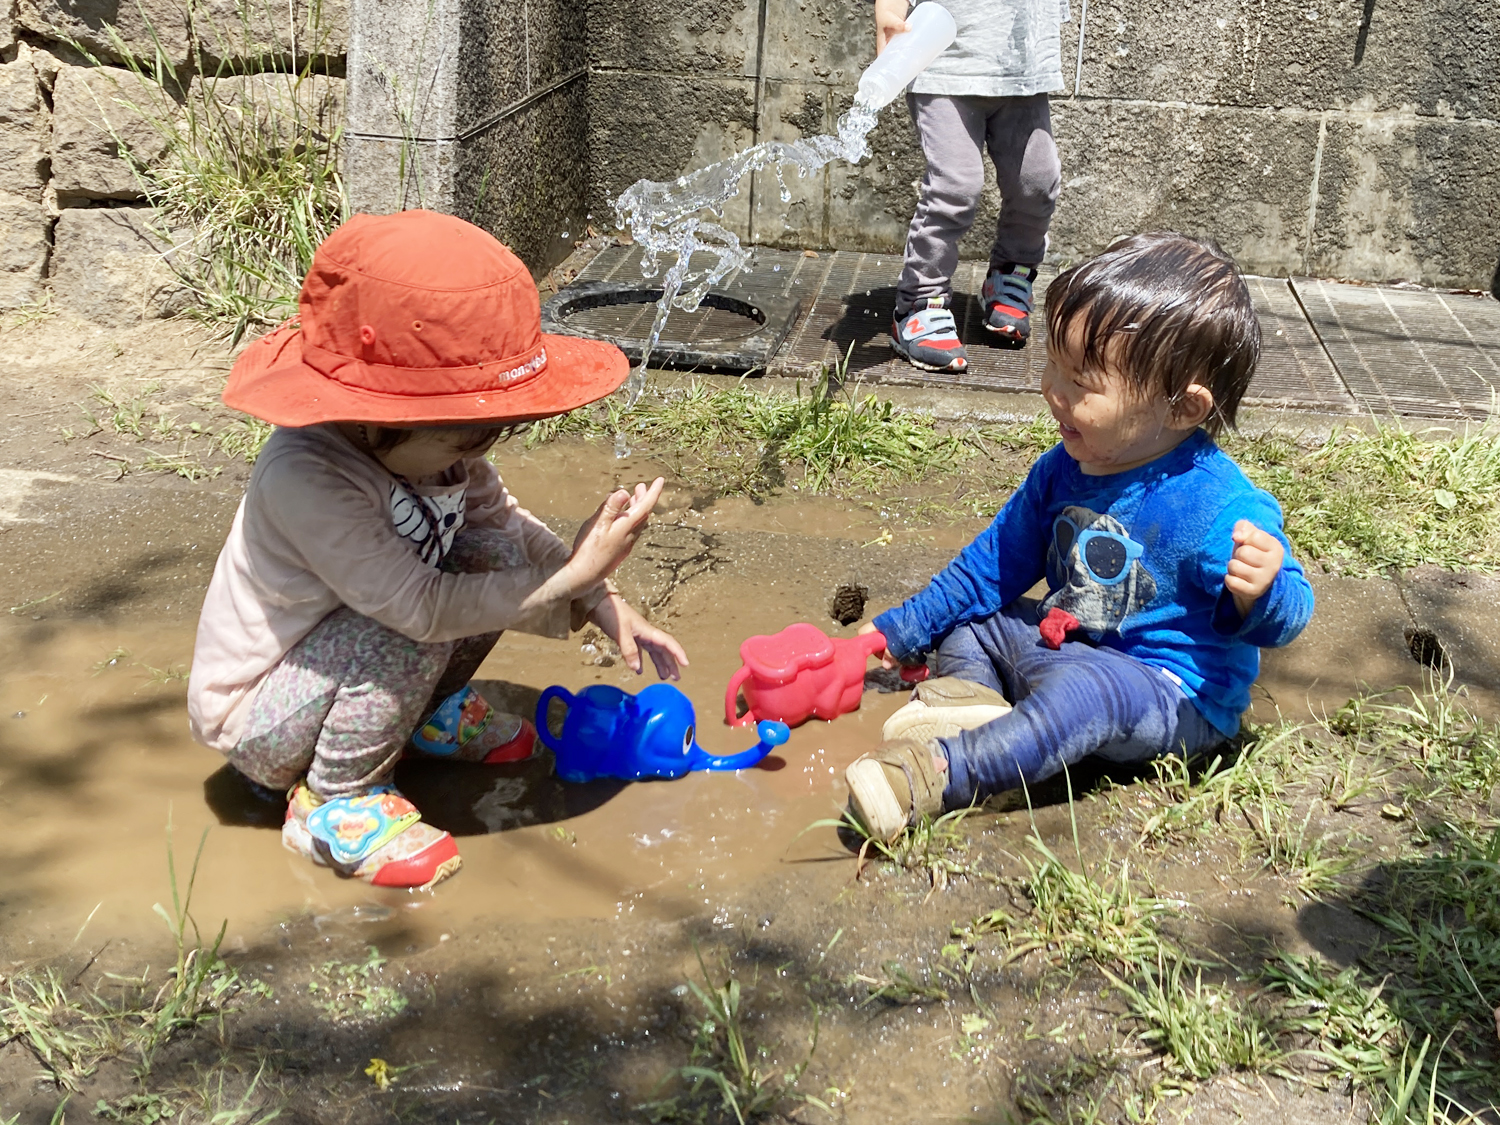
xmin=724 ymin=623 xmax=926 ymax=728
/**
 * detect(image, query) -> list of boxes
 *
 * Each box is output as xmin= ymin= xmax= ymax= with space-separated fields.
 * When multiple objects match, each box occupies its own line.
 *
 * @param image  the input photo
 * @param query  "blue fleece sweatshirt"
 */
xmin=874 ymin=431 xmax=1314 ymax=736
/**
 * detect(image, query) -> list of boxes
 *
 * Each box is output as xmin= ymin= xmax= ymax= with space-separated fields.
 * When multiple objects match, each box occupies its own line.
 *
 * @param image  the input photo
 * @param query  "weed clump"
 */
xmin=307 ymin=946 xmax=408 ymax=1023
xmin=642 ymin=952 xmax=826 ymax=1125
xmin=77 ymin=4 xmax=346 ymax=342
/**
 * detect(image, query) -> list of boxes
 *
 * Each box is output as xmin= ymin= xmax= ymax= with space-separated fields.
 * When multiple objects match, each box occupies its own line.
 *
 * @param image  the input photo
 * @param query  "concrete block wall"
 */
xmin=0 ymin=0 xmax=347 ymax=323
xmin=584 ymin=0 xmax=1500 ymax=290
xmin=343 ymin=0 xmax=590 ymax=273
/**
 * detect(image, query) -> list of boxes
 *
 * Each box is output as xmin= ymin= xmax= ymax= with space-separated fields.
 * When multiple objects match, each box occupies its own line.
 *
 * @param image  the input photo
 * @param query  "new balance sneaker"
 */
xmin=845 ymin=738 xmax=948 ymax=842
xmin=283 ymin=782 xmax=462 ymax=889
xmin=982 ymin=263 xmax=1037 ymax=344
xmin=881 ymin=676 xmax=1011 ymax=744
xmin=410 ymin=685 xmax=537 ymax=764
xmin=891 ymin=297 xmax=968 ymax=372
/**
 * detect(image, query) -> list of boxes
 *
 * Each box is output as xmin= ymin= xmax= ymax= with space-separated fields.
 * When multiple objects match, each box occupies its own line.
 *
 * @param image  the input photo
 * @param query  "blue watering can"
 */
xmin=535 ymin=682 xmax=789 ymax=783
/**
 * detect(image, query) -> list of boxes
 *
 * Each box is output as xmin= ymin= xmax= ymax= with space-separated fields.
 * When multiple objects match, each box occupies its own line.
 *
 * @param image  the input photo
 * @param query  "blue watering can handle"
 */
xmin=534 ymin=685 xmax=574 ymax=753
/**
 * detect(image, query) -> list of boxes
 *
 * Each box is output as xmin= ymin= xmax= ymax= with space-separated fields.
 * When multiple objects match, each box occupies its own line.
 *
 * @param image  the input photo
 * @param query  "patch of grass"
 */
xmin=1264 ymin=953 xmax=1404 ymax=1085
xmin=1331 ymin=680 xmax=1500 ymax=803
xmin=307 ymin=946 xmax=408 ymax=1023
xmin=1231 ymin=425 xmax=1500 ymax=576
xmin=811 ymin=805 xmax=991 ymax=892
xmin=140 ymin=448 xmax=223 ymax=481
xmin=1240 ymin=799 xmax=1356 ymax=899
xmin=213 ymin=418 xmax=274 ymax=464
xmin=0 ymin=830 xmax=265 ymax=1089
xmin=532 ymin=370 xmax=975 ymax=498
xmin=1103 ymin=958 xmax=1284 ymax=1080
xmin=1000 ymin=832 xmax=1183 ymax=972
xmin=1357 ymin=822 xmax=1500 ymax=1097
xmin=641 ymin=952 xmax=825 ymax=1125
xmin=1009 ymin=1050 xmax=1138 ymax=1125
xmin=1126 ymin=719 xmax=1305 ymax=849
xmin=93 ymin=1092 xmax=176 ymax=1124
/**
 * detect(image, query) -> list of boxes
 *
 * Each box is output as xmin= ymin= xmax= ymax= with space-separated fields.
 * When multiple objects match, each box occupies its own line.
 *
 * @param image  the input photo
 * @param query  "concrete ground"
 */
xmin=550 ymin=244 xmax=1500 ymax=421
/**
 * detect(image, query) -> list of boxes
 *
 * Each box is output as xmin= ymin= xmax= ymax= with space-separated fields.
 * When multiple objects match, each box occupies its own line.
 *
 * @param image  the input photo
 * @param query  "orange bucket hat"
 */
xmin=223 ymin=210 xmax=629 ymax=426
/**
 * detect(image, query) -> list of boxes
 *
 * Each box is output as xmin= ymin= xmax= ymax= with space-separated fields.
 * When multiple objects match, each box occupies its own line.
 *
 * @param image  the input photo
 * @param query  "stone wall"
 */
xmin=0 ymin=0 xmax=347 ymax=323
xmin=584 ymin=0 xmax=1500 ymax=290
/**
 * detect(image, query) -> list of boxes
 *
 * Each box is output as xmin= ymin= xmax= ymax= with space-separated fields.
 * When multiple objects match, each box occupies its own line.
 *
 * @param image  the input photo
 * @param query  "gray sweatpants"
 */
xmin=897 ymin=93 xmax=1061 ymax=313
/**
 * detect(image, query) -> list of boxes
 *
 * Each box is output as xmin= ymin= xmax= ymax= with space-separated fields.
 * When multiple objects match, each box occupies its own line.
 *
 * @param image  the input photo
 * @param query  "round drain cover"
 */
xmin=558 ymin=293 xmax=764 ymax=345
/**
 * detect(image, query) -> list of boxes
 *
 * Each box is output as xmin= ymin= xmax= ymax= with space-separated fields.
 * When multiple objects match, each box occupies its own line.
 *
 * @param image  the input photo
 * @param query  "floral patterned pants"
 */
xmin=226 ymin=528 xmax=524 ymax=798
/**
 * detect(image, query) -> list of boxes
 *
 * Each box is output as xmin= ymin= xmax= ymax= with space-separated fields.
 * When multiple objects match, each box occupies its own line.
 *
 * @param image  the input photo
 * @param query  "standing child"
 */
xmin=189 ymin=210 xmax=687 ymax=889
xmin=846 ymin=232 xmax=1314 ymax=839
xmin=877 ymin=0 xmax=1068 ymax=372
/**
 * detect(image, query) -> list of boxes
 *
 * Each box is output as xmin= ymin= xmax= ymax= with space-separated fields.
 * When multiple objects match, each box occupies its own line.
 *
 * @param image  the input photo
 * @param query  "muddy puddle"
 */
xmin=0 ymin=439 xmax=958 ymax=959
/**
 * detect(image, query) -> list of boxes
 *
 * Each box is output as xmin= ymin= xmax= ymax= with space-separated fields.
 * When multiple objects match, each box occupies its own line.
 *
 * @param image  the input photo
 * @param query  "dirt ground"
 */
xmin=0 ymin=313 xmax=1493 ymax=1124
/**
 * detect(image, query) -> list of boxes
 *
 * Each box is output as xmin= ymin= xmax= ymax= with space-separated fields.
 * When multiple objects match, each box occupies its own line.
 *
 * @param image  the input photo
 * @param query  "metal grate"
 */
xmin=1292 ymin=279 xmax=1500 ymax=418
xmin=548 ymin=244 xmax=805 ymax=371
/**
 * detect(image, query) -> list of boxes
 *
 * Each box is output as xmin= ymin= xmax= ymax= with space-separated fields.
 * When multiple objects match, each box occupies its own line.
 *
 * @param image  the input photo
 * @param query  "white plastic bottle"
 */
xmin=855 ymin=3 xmax=959 ymax=110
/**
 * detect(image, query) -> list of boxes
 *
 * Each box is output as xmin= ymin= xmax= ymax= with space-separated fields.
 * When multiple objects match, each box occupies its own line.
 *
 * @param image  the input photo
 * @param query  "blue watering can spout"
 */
xmin=691 ymin=721 xmax=790 ymax=771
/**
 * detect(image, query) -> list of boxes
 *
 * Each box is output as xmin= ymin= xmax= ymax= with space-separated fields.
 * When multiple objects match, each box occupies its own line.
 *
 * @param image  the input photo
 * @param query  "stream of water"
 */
xmin=609 ymin=99 xmax=881 ymax=455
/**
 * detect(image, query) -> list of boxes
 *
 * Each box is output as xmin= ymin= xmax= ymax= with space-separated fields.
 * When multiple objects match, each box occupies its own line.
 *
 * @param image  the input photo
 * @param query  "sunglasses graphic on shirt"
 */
xmin=1053 ymin=514 xmax=1145 ymax=586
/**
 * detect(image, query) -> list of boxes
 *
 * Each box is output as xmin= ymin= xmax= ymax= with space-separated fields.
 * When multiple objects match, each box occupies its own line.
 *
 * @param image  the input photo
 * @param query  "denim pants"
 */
xmin=932 ymin=603 xmax=1225 ymax=807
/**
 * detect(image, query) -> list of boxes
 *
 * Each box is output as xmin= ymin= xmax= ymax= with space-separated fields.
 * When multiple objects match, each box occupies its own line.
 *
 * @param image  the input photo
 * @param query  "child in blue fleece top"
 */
xmin=846 ymin=231 xmax=1315 ymax=840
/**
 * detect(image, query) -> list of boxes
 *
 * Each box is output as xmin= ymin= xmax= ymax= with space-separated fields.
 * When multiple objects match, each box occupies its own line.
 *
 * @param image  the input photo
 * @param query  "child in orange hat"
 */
xmin=188 ymin=209 xmax=686 ymax=890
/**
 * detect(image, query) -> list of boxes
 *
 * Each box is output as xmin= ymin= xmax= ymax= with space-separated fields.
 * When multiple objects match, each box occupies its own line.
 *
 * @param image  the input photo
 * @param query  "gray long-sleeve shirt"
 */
xmin=907 ymin=0 xmax=1070 ymax=98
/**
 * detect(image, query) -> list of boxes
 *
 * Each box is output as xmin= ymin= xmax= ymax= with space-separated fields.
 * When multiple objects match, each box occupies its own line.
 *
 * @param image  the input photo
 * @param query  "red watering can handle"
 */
xmin=724 ymin=665 xmax=755 ymax=727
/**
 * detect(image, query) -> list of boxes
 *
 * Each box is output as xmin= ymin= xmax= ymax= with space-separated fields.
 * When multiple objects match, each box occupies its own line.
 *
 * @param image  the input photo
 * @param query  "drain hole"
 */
xmin=1404 ymin=626 xmax=1449 ymax=670
xmin=830 ymin=583 xmax=868 ymax=626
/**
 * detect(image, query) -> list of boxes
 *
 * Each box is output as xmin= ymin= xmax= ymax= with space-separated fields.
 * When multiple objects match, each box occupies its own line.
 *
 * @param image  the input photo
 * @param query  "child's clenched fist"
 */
xmin=1225 ymin=519 xmax=1284 ymax=619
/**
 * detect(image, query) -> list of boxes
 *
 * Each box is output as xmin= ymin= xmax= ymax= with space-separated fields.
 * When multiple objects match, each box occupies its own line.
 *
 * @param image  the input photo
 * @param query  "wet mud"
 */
xmin=0 ymin=348 xmax=1488 ymax=1123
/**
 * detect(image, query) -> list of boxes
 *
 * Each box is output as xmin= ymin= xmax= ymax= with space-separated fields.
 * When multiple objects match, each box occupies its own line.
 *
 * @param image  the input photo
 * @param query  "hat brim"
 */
xmin=223 ymin=328 xmax=631 ymax=427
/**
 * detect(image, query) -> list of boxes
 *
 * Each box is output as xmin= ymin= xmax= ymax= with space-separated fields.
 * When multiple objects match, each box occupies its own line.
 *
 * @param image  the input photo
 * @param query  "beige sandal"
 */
xmin=881 ymin=676 xmax=1011 ymax=744
xmin=845 ymin=738 xmax=948 ymax=841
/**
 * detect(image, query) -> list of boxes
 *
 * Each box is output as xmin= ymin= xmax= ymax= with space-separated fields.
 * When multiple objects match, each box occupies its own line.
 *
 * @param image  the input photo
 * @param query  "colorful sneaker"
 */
xmin=845 ymin=738 xmax=948 ymax=842
xmin=982 ymin=263 xmax=1037 ymax=344
xmin=890 ymin=297 xmax=968 ymax=372
xmin=410 ymin=685 xmax=537 ymax=764
xmin=881 ymin=676 xmax=1011 ymax=744
xmin=283 ymin=782 xmax=462 ymax=889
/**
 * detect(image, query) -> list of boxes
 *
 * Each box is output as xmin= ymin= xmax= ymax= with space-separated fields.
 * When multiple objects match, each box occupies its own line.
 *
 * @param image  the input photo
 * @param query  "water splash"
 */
xmin=608 ymin=99 xmax=880 ymax=454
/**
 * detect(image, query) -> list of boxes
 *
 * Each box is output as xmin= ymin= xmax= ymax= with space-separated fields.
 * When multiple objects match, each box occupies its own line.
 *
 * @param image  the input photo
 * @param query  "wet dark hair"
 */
xmin=1045 ymin=231 xmax=1261 ymax=435
xmin=361 ymin=423 xmax=523 ymax=455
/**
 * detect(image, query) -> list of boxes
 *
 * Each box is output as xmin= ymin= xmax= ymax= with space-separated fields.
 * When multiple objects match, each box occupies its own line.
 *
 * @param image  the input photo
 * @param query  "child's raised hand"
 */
xmin=873 ymin=0 xmax=909 ymax=53
xmin=1225 ymin=519 xmax=1284 ymax=619
xmin=565 ymin=477 xmax=665 ymax=592
xmin=591 ymin=593 xmax=689 ymax=679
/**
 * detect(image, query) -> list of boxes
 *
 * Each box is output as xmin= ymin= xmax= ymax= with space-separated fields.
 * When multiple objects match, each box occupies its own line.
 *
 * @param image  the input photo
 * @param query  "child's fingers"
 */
xmin=615 ymin=627 xmax=642 ymax=674
xmin=1231 ymin=543 xmax=1274 ymax=570
xmin=644 ymin=642 xmax=680 ymax=681
xmin=1223 ymin=572 xmax=1258 ymax=598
